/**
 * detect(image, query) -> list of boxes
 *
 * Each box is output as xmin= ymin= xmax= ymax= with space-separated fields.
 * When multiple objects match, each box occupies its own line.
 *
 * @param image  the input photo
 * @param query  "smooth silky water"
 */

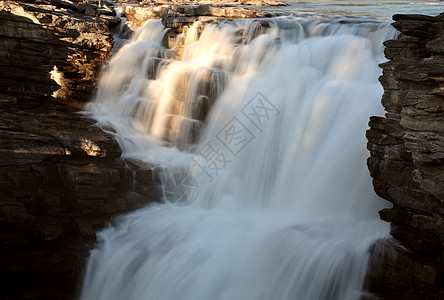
xmin=79 ymin=4 xmax=440 ymax=300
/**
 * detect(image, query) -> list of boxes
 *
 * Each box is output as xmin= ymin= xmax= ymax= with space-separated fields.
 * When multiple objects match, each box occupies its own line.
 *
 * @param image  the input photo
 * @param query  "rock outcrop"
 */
xmin=0 ymin=1 xmax=162 ymax=299
xmin=0 ymin=0 xmax=119 ymax=104
xmin=366 ymin=13 xmax=444 ymax=300
xmin=0 ymin=99 xmax=162 ymax=299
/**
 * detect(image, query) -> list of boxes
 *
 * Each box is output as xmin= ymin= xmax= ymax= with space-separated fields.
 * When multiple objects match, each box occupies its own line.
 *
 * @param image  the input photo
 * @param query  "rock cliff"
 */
xmin=366 ymin=13 xmax=444 ymax=300
xmin=0 ymin=1 xmax=161 ymax=299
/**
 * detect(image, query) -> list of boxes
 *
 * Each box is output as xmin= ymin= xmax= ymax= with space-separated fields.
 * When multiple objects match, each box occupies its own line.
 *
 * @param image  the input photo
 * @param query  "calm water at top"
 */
xmin=265 ymin=0 xmax=444 ymax=19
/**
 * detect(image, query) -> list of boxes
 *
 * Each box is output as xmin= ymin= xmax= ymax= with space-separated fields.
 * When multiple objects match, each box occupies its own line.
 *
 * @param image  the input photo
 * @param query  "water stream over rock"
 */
xmin=81 ymin=16 xmax=398 ymax=300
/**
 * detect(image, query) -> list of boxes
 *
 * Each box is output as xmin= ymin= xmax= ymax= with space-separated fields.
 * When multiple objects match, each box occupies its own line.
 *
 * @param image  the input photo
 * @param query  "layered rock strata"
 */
xmin=366 ymin=13 xmax=444 ymax=300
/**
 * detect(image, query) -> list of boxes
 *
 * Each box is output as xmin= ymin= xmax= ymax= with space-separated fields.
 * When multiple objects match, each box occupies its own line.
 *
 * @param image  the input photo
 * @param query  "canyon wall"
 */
xmin=366 ymin=13 xmax=444 ymax=300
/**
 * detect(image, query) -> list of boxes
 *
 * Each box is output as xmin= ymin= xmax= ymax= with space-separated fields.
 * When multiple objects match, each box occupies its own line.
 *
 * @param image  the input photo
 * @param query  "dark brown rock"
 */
xmin=367 ymin=12 xmax=444 ymax=299
xmin=74 ymin=218 xmax=96 ymax=240
xmin=0 ymin=100 xmax=163 ymax=299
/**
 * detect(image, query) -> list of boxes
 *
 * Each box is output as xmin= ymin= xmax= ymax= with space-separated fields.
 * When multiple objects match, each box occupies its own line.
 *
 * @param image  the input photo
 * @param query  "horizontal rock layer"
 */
xmin=367 ymin=13 xmax=444 ymax=300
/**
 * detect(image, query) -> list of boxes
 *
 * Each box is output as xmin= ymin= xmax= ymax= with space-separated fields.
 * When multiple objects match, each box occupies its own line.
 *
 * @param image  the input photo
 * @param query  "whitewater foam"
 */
xmin=80 ymin=16 xmax=398 ymax=300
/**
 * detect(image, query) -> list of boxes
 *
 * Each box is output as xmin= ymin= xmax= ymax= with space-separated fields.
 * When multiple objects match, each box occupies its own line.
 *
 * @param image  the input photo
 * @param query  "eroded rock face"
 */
xmin=0 ymin=0 xmax=119 ymax=104
xmin=367 ymin=13 xmax=444 ymax=300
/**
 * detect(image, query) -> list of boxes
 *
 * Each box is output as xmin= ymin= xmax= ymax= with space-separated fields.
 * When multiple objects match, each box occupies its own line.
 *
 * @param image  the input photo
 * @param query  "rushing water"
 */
xmin=81 ymin=11 xmax=407 ymax=300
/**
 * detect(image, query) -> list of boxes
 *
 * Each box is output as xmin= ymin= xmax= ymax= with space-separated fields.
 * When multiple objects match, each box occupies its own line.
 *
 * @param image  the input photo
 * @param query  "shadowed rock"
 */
xmin=366 ymin=13 xmax=444 ymax=300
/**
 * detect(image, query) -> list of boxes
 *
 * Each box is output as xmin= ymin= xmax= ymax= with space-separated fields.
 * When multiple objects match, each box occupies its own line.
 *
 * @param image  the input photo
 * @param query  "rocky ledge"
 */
xmin=366 ymin=13 xmax=444 ymax=300
xmin=121 ymin=0 xmax=285 ymax=28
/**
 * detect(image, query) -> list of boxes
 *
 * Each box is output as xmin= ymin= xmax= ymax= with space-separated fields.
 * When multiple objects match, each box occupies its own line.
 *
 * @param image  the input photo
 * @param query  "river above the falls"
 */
xmin=264 ymin=0 xmax=444 ymax=19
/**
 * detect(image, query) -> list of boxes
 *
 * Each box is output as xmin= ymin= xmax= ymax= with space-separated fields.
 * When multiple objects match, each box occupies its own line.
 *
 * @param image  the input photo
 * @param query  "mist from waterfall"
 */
xmin=81 ymin=15 xmax=398 ymax=300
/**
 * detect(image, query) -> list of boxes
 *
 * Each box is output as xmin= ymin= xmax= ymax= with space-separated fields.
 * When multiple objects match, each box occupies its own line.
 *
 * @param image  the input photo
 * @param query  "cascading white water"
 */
xmin=81 ymin=15 xmax=398 ymax=300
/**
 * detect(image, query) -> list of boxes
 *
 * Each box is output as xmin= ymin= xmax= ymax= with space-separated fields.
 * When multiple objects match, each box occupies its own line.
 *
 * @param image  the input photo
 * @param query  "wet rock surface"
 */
xmin=367 ymin=13 xmax=444 ymax=300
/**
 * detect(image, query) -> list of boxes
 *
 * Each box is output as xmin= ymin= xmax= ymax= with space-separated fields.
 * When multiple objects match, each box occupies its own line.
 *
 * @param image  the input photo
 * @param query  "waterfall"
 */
xmin=81 ymin=15 xmax=398 ymax=300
